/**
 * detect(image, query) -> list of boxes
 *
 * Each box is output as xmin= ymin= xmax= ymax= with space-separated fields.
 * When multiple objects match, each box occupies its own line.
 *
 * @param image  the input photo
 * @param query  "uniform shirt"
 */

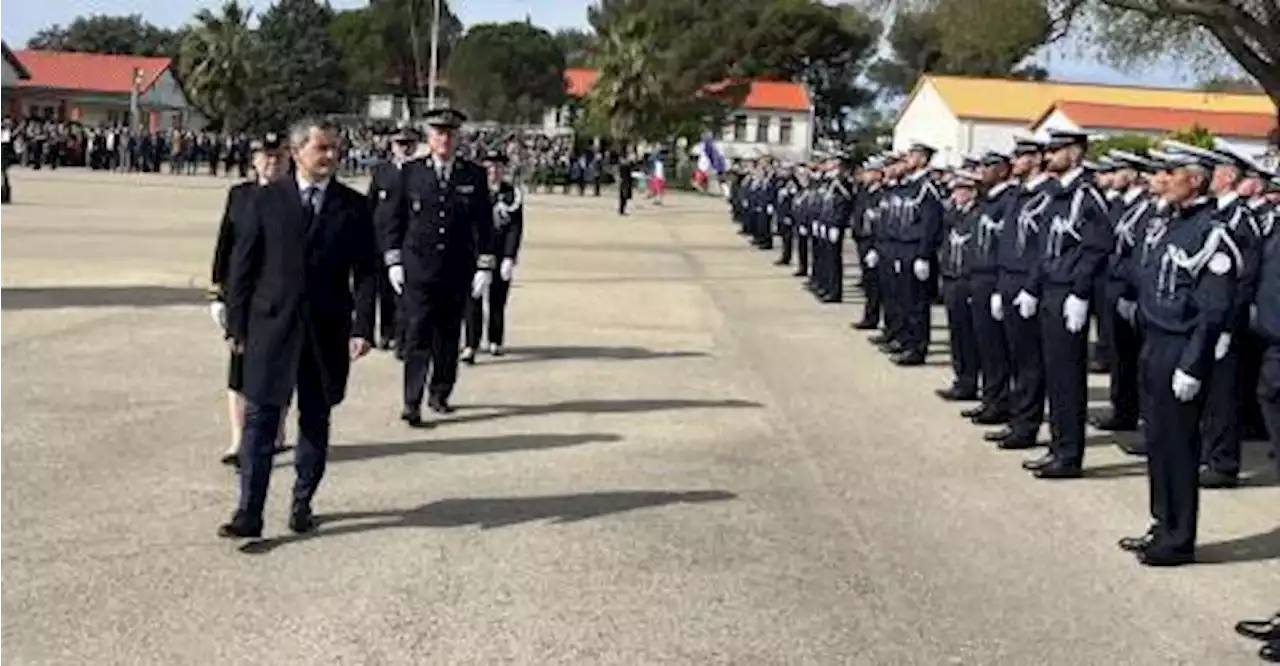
xmin=940 ymin=200 xmax=978 ymax=279
xmin=1026 ymin=167 xmax=1111 ymax=297
xmin=996 ymin=173 xmax=1056 ymax=276
xmin=1107 ymin=189 xmax=1155 ymax=282
xmin=971 ymin=180 xmax=1017 ymax=274
xmin=1217 ymin=191 xmax=1263 ymax=323
xmin=886 ymin=168 xmax=944 ymax=260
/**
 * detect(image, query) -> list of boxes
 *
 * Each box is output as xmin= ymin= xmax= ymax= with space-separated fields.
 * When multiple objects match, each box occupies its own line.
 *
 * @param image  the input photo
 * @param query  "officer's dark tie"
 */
xmin=302 ymin=184 xmax=319 ymax=232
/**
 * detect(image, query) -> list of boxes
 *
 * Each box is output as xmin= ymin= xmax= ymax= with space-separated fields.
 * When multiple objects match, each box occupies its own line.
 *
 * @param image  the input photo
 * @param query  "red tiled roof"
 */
xmin=3 ymin=42 xmax=30 ymax=80
xmin=13 ymin=50 xmax=171 ymax=95
xmin=563 ymin=67 xmax=810 ymax=112
xmin=1041 ymin=101 xmax=1278 ymax=139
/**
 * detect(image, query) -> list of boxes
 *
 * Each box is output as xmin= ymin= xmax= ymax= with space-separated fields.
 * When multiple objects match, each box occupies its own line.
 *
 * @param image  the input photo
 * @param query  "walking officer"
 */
xmin=1018 ymin=130 xmax=1112 ymax=479
xmin=367 ymin=122 xmax=419 ymax=352
xmin=936 ymin=169 xmax=981 ymax=401
xmin=852 ymin=158 xmax=887 ymax=330
xmin=887 ymin=143 xmax=944 ymax=366
xmin=463 ymin=149 xmax=524 ymax=362
xmin=384 ymin=107 xmax=495 ymax=426
xmin=1119 ymin=148 xmax=1239 ymax=567
xmin=960 ymin=153 xmax=1016 ymax=422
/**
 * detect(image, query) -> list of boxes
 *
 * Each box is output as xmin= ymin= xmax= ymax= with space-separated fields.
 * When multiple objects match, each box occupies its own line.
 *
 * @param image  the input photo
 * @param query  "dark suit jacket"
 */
xmin=209 ymin=181 xmax=258 ymax=299
xmin=226 ymin=178 xmax=379 ymax=407
xmin=366 ymin=160 xmax=402 ymax=255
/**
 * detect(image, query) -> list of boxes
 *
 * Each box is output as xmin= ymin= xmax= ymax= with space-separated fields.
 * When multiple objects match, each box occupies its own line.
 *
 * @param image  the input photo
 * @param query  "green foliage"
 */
xmin=1168 ymin=124 xmax=1215 ymax=149
xmin=26 ymin=14 xmax=183 ymax=57
xmin=179 ymin=2 xmax=257 ymax=130
xmin=251 ymin=0 xmax=349 ymax=131
xmin=554 ymin=29 xmax=595 ymax=68
xmin=1086 ymin=134 xmax=1153 ymax=160
xmin=330 ymin=8 xmax=388 ymax=105
xmin=1197 ymin=76 xmax=1264 ymax=94
xmin=447 ymin=22 xmax=567 ymax=123
xmin=368 ymin=0 xmax=464 ymax=104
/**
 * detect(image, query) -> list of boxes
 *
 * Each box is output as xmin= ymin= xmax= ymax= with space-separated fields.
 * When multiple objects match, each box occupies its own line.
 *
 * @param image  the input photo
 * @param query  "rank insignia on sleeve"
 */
xmin=1208 ymin=252 xmax=1231 ymax=275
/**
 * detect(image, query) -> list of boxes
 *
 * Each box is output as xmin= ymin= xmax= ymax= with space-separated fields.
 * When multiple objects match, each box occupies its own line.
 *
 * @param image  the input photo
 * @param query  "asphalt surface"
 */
xmin=2 ymin=169 xmax=1277 ymax=665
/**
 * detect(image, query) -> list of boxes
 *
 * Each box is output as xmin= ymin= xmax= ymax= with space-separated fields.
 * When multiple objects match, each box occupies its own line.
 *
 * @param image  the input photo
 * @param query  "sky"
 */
xmin=0 ymin=0 xmax=1199 ymax=89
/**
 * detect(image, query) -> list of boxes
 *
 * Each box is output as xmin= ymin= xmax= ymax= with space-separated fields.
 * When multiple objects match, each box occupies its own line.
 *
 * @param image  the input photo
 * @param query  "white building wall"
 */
xmin=892 ymin=79 xmax=960 ymax=166
xmin=718 ymin=109 xmax=811 ymax=162
xmin=2 ymin=58 xmax=20 ymax=87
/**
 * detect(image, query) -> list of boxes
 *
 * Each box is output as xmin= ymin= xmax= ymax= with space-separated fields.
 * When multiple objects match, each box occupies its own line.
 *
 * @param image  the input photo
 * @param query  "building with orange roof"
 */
xmin=893 ymin=74 xmax=1277 ymax=165
xmin=2 ymin=42 xmax=31 ymax=89
xmin=549 ymin=67 xmax=815 ymax=160
xmin=7 ymin=49 xmax=201 ymax=131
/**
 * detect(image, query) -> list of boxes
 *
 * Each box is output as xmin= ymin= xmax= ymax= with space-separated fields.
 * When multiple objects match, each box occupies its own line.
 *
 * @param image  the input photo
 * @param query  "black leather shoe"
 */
xmin=983 ymin=428 xmax=1012 ymax=442
xmin=1261 ymin=641 xmax=1280 ymax=663
xmin=893 ymin=353 xmax=925 ymax=367
xmin=217 ymin=511 xmax=263 ymax=539
xmin=851 ymin=320 xmax=878 ymax=330
xmin=821 ymin=295 xmax=842 ymax=304
xmin=400 ymin=407 xmax=424 ymax=428
xmin=1034 ymin=459 xmax=1083 ymax=479
xmin=1088 ymin=359 xmax=1110 ymax=374
xmin=289 ymin=505 xmax=316 ymax=534
xmin=1199 ymin=468 xmax=1239 ymax=489
xmin=773 ymin=258 xmax=789 ymax=266
xmin=1136 ymin=547 xmax=1194 ymax=567
xmin=1022 ymin=452 xmax=1057 ymax=471
xmin=998 ymin=434 xmax=1040 ymax=450
xmin=868 ymin=334 xmax=888 ymax=345
xmin=885 ymin=342 xmax=905 ymax=355
xmin=428 ymin=396 xmax=455 ymax=414
xmin=793 ymin=269 xmax=807 ymax=277
xmin=1117 ymin=530 xmax=1156 ymax=553
xmin=972 ymin=410 xmax=1010 ymax=426
xmin=1117 ymin=439 xmax=1148 ymax=456
xmin=1235 ymin=614 xmax=1280 ymax=642
xmin=460 ymin=347 xmax=476 ymax=365
xmin=1090 ymin=414 xmax=1138 ymax=431
xmin=936 ymin=387 xmax=979 ymax=402
xmin=961 ymin=406 xmax=986 ymax=419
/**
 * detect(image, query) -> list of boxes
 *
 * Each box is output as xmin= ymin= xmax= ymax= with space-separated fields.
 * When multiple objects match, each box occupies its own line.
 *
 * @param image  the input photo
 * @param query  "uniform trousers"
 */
xmin=374 ymin=268 xmax=399 ymax=345
xmin=403 ymin=285 xmax=465 ymax=408
xmin=1103 ymin=280 xmax=1141 ymax=425
xmin=755 ymin=209 xmax=773 ymax=249
xmin=1200 ymin=329 xmax=1241 ymax=477
xmin=1239 ymin=331 xmax=1266 ymax=437
xmin=1091 ymin=273 xmax=1112 ymax=368
xmin=1256 ymin=344 xmax=1280 ymax=475
xmin=968 ymin=272 xmax=1009 ymax=413
xmin=880 ymin=252 xmax=904 ymax=344
xmin=893 ymin=244 xmax=931 ymax=356
xmin=821 ymin=229 xmax=844 ymax=300
xmin=1141 ymin=330 xmax=1207 ymax=557
xmin=1040 ymin=286 xmax=1089 ymax=465
xmin=998 ymin=272 xmax=1045 ymax=440
xmin=810 ymin=229 xmax=826 ymax=290
xmin=795 ymin=224 xmax=810 ymax=274
xmin=464 ymin=276 xmax=513 ymax=349
xmin=857 ymin=241 xmax=881 ymax=326
xmin=777 ymin=218 xmax=794 ymax=265
xmin=941 ymin=276 xmax=979 ymax=394
xmin=237 ymin=345 xmax=331 ymax=520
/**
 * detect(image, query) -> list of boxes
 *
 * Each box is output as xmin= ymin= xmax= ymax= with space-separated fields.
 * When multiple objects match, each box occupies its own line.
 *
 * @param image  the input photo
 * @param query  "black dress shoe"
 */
xmin=217 ymin=512 xmax=263 ymax=539
xmin=428 ymin=396 xmax=455 ymax=414
xmin=1136 ymin=547 xmax=1194 ymax=567
xmin=885 ymin=342 xmax=905 ymax=355
xmin=1021 ymin=452 xmax=1057 ymax=471
xmin=773 ymin=258 xmax=789 ymax=266
xmin=1090 ymin=414 xmax=1138 ymax=431
xmin=1088 ymin=359 xmax=1110 ymax=374
xmin=983 ymin=428 xmax=1012 ymax=442
xmin=868 ymin=334 xmax=888 ymax=345
xmin=821 ymin=296 xmax=841 ymax=304
xmin=220 ymin=452 xmax=239 ymax=467
xmin=289 ymin=505 xmax=317 ymax=534
xmin=1116 ymin=439 xmax=1148 ymax=456
xmin=1235 ymin=614 xmax=1280 ymax=641
xmin=1262 ymin=641 xmax=1280 ymax=663
xmin=460 ymin=347 xmax=476 ymax=365
xmin=851 ymin=320 xmax=878 ymax=330
xmin=971 ymin=410 xmax=1010 ymax=426
xmin=1033 ymin=459 xmax=1084 ymax=479
xmin=961 ymin=406 xmax=986 ymax=419
xmin=792 ymin=269 xmax=807 ymax=277
xmin=936 ymin=387 xmax=979 ymax=401
xmin=1117 ymin=531 xmax=1156 ymax=553
xmin=893 ymin=353 xmax=925 ymax=366
xmin=400 ymin=407 xmax=424 ymax=427
xmin=997 ymin=435 xmax=1040 ymax=450
xmin=1199 ymin=468 xmax=1239 ymax=489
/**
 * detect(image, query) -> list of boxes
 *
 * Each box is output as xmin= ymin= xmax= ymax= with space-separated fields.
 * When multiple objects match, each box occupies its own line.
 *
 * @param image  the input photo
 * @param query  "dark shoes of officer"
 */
xmin=892 ymin=352 xmax=925 ymax=366
xmin=460 ymin=347 xmax=476 ymax=365
xmin=1199 ymin=468 xmax=1239 ymax=489
xmin=1116 ymin=438 xmax=1148 ymax=457
xmin=851 ymin=320 xmax=877 ymax=330
xmin=1033 ymin=458 xmax=1083 ymax=479
xmin=1088 ymin=359 xmax=1110 ymax=374
xmin=971 ymin=409 xmax=1009 ymax=426
xmin=773 ymin=258 xmax=789 ymax=266
xmin=1090 ymin=413 xmax=1138 ymax=431
xmin=868 ymin=333 xmax=888 ymax=345
xmin=1236 ymin=613 xmax=1280 ymax=642
xmin=1021 ymin=452 xmax=1057 ymax=471
xmin=935 ymin=386 xmax=978 ymax=401
xmin=961 ymin=405 xmax=986 ymax=419
xmin=985 ymin=428 xmax=1038 ymax=449
xmin=792 ymin=268 xmax=807 ymax=277
xmin=401 ymin=407 xmax=425 ymax=428
xmin=428 ymin=395 xmax=455 ymax=414
xmin=1136 ymin=547 xmax=1193 ymax=567
xmin=288 ymin=504 xmax=316 ymax=534
xmin=1261 ymin=641 xmax=1280 ymax=663
xmin=218 ymin=511 xmax=263 ymax=539
xmin=1117 ymin=529 xmax=1156 ymax=553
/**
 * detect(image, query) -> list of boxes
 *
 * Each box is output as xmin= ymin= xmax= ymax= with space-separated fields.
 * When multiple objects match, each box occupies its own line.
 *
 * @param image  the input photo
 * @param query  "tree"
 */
xmin=1197 ymin=75 xmax=1264 ymax=94
xmin=369 ymin=0 xmax=464 ymax=109
xmin=1087 ymin=133 xmax=1154 ymax=159
xmin=330 ymin=7 xmax=389 ymax=105
xmin=554 ymin=28 xmax=595 ymax=67
xmin=27 ymin=14 xmax=183 ymax=56
xmin=179 ymin=1 xmax=257 ymax=130
xmin=251 ymin=0 xmax=349 ymax=131
xmin=446 ymin=22 xmax=568 ymax=123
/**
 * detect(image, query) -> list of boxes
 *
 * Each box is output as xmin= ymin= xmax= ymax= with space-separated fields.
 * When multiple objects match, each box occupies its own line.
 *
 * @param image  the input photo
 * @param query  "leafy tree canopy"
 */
xmin=554 ymin=28 xmax=595 ymax=68
xmin=251 ymin=0 xmax=349 ymax=131
xmin=26 ymin=14 xmax=183 ymax=57
xmin=447 ymin=22 xmax=568 ymax=123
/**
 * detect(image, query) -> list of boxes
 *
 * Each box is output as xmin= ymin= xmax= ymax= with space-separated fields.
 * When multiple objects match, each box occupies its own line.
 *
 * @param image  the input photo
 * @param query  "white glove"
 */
xmin=827 ymin=228 xmax=838 ymax=243
xmin=1250 ymin=304 xmax=1258 ymax=328
xmin=471 ymin=270 xmax=492 ymax=298
xmin=864 ymin=249 xmax=879 ymax=269
xmin=209 ymin=301 xmax=227 ymax=330
xmin=1214 ymin=332 xmax=1231 ymax=361
xmin=388 ymin=265 xmax=405 ymax=295
xmin=499 ymin=258 xmax=515 ymax=282
xmin=1013 ymin=290 xmax=1038 ymax=319
xmin=1172 ymin=368 xmax=1201 ymax=402
xmin=817 ymin=224 xmax=827 ymax=239
xmin=913 ymin=259 xmax=930 ymax=282
xmin=767 ymin=204 xmax=774 ymax=215
xmin=1117 ymin=298 xmax=1137 ymax=326
xmin=1064 ymin=294 xmax=1089 ymax=334
xmin=893 ymin=259 xmax=902 ymax=274
xmin=990 ymin=293 xmax=1004 ymax=321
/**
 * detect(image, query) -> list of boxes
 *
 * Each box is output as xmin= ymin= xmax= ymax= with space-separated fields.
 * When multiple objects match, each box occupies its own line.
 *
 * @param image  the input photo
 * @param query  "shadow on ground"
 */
xmin=441 ymin=398 xmax=762 ymax=428
xmin=479 ymin=345 xmax=708 ymax=366
xmin=1198 ymin=526 xmax=1280 ymax=564
xmin=328 ymin=432 xmax=621 ymax=463
xmin=240 ymin=489 xmax=738 ymax=554
xmin=2 ymin=285 xmax=205 ymax=310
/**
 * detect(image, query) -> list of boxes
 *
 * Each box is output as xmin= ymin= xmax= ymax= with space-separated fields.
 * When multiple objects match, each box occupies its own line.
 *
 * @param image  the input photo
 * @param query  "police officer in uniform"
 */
xmin=385 ymin=107 xmax=495 ymax=426
xmin=1019 ymin=131 xmax=1112 ymax=479
xmin=936 ymin=169 xmax=981 ymax=401
xmin=816 ymin=154 xmax=854 ymax=303
xmin=1 ymin=119 xmax=13 ymax=204
xmin=888 ymin=144 xmax=944 ymax=366
xmin=1118 ymin=149 xmax=1238 ymax=566
xmin=852 ymin=158 xmax=886 ymax=330
xmin=367 ymin=123 xmax=420 ymax=352
xmin=869 ymin=154 xmax=906 ymax=352
xmin=463 ymin=150 xmax=524 ymax=362
xmin=792 ymin=164 xmax=816 ymax=278
xmin=208 ymin=131 xmax=292 ymax=466
xmin=774 ymin=163 xmax=798 ymax=267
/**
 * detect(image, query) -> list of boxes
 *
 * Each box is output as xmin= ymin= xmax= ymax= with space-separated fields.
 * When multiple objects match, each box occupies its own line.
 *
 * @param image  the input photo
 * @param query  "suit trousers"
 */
xmin=1256 ymin=345 xmax=1280 ymax=476
xmin=465 ymin=276 xmax=513 ymax=348
xmin=1200 ymin=332 xmax=1241 ymax=476
xmin=375 ymin=269 xmax=399 ymax=344
xmin=403 ymin=292 xmax=465 ymax=408
xmin=1103 ymin=281 xmax=1141 ymax=425
xmin=895 ymin=248 xmax=931 ymax=356
xmin=942 ymin=276 xmax=979 ymax=394
xmin=1040 ymin=287 xmax=1089 ymax=466
xmin=968 ymin=272 xmax=1009 ymax=412
xmin=237 ymin=351 xmax=331 ymax=520
xmin=857 ymin=241 xmax=881 ymax=326
xmin=998 ymin=272 xmax=1045 ymax=440
xmin=880 ymin=252 xmax=903 ymax=343
xmin=777 ymin=220 xmax=793 ymax=265
xmin=1141 ymin=330 xmax=1206 ymax=557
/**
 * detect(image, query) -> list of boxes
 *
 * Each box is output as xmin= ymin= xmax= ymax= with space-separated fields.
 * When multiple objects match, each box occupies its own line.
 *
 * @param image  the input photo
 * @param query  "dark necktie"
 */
xmin=302 ymin=185 xmax=319 ymax=231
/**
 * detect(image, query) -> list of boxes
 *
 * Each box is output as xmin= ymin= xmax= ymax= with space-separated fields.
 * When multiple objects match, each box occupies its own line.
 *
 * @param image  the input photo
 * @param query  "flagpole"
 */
xmin=427 ymin=0 xmax=441 ymax=109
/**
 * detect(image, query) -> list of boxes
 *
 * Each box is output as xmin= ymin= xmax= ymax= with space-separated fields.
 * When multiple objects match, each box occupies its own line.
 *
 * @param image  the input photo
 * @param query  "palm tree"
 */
xmin=179 ymin=1 xmax=256 ymax=130
xmin=587 ymin=13 xmax=666 ymax=144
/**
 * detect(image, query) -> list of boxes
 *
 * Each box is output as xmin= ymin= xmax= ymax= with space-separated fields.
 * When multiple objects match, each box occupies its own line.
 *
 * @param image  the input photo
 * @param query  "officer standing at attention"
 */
xmin=385 ymin=107 xmax=495 ymax=426
xmin=869 ymin=154 xmax=906 ymax=353
xmin=463 ymin=150 xmax=524 ymax=362
xmin=1 ymin=119 xmax=13 ymax=204
xmin=1019 ymin=130 xmax=1112 ymax=479
xmin=816 ymin=154 xmax=854 ymax=303
xmin=773 ymin=163 xmax=798 ymax=267
xmin=852 ymin=158 xmax=886 ymax=330
xmin=1250 ymin=173 xmax=1280 ymax=485
xmin=936 ymin=169 xmax=981 ymax=401
xmin=1119 ymin=149 xmax=1238 ymax=567
xmin=888 ymin=143 xmax=944 ymax=366
xmin=791 ymin=164 xmax=815 ymax=279
xmin=367 ymin=123 xmax=420 ymax=352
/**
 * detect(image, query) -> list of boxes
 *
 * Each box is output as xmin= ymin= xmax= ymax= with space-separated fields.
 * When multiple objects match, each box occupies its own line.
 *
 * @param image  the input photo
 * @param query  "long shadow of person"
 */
xmin=442 ymin=398 xmax=761 ymax=428
xmin=1196 ymin=526 xmax=1280 ymax=565
xmin=326 ymin=432 xmax=622 ymax=464
xmin=240 ymin=489 xmax=737 ymax=555
xmin=479 ymin=346 xmax=709 ymax=366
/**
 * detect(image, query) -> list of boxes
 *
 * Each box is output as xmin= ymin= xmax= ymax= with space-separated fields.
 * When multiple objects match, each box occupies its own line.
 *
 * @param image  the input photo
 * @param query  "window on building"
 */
xmin=733 ymin=115 xmax=748 ymax=142
xmin=779 ymin=117 xmax=793 ymax=146
xmin=756 ymin=116 xmax=771 ymax=143
xmin=721 ymin=122 xmax=733 ymax=142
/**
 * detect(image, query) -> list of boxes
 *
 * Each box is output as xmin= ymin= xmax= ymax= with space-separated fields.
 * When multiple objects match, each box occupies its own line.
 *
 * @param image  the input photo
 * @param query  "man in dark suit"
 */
xmin=219 ymin=118 xmax=379 ymax=539
xmin=367 ymin=123 xmax=419 ymax=352
xmin=384 ymin=107 xmax=495 ymax=426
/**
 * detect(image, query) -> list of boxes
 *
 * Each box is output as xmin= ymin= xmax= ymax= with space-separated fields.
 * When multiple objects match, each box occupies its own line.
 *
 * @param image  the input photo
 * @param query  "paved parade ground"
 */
xmin=2 ymin=169 xmax=1277 ymax=665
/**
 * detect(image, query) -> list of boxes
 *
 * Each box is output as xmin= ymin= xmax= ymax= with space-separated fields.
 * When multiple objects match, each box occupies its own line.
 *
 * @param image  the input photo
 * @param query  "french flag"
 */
xmin=701 ymin=135 xmax=726 ymax=174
